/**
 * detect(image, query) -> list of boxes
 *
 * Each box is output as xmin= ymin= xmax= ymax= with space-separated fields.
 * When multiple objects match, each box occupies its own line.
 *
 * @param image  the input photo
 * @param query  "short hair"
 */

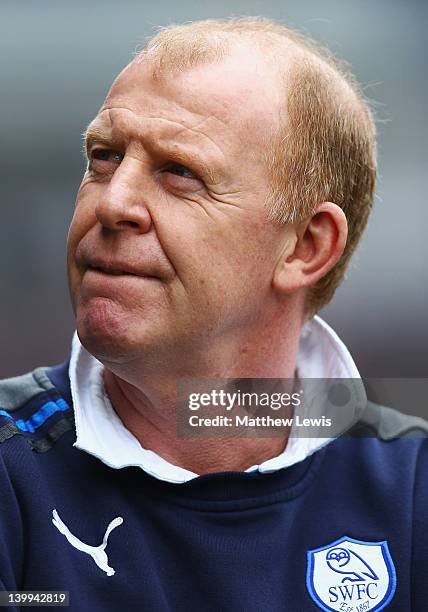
xmin=137 ymin=17 xmax=377 ymax=315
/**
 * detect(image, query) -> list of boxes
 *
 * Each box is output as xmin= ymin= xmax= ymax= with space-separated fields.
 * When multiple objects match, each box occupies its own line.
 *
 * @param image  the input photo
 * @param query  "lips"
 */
xmin=86 ymin=259 xmax=155 ymax=278
xmin=90 ymin=265 xmax=136 ymax=276
xmin=74 ymin=240 xmax=170 ymax=280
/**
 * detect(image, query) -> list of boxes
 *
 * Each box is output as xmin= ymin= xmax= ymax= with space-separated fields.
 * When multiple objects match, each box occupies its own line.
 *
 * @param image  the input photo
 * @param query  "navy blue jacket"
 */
xmin=0 ymin=361 xmax=427 ymax=611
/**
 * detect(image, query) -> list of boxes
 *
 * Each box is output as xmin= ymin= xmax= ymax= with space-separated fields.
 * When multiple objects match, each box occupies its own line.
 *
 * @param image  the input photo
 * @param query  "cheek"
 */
xmin=67 ymin=190 xmax=97 ymax=256
xmin=66 ymin=214 xmax=80 ymax=259
xmin=174 ymin=224 xmax=272 ymax=304
xmin=187 ymin=211 xmax=267 ymax=263
xmin=67 ymin=194 xmax=97 ymax=292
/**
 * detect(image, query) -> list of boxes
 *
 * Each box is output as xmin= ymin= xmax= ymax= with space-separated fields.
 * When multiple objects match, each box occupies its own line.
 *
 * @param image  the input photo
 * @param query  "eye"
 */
xmin=160 ymin=162 xmax=204 ymax=193
xmin=87 ymin=148 xmax=124 ymax=177
xmin=163 ymin=163 xmax=196 ymax=179
xmin=91 ymin=148 xmax=124 ymax=163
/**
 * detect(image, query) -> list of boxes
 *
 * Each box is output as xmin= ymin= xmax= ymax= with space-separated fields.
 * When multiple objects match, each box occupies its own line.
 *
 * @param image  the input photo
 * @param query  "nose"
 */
xmin=95 ymin=157 xmax=152 ymax=233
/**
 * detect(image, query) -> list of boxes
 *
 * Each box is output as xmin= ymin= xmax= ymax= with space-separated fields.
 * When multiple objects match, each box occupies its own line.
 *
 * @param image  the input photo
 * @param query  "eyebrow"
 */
xmin=83 ymin=126 xmax=120 ymax=154
xmin=83 ymin=124 xmax=222 ymax=185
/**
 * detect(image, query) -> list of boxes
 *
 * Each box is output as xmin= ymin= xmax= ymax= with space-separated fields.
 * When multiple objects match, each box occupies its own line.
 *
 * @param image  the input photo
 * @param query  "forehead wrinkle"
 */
xmin=102 ymin=105 xmax=228 ymax=159
xmin=86 ymin=108 xmax=224 ymax=184
xmin=165 ymin=115 xmax=231 ymax=171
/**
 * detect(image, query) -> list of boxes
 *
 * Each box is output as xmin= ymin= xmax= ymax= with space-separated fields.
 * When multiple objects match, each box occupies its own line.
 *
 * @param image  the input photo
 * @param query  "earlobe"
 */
xmin=272 ymin=202 xmax=348 ymax=296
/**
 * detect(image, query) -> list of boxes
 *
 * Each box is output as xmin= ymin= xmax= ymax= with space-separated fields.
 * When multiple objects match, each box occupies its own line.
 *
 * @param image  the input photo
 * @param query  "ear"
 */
xmin=272 ymin=202 xmax=348 ymax=294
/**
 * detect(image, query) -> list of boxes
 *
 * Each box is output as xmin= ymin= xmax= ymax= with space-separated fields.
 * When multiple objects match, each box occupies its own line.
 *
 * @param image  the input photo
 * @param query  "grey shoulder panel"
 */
xmin=0 ymin=367 xmax=54 ymax=412
xmin=358 ymin=401 xmax=428 ymax=440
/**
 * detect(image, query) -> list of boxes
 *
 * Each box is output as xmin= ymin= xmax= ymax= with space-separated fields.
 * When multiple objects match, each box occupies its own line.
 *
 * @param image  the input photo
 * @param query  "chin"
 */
xmin=76 ymin=298 xmax=147 ymax=364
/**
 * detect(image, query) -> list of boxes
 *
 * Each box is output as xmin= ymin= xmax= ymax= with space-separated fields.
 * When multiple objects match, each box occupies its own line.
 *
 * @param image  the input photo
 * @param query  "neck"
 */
xmin=102 ymin=315 xmax=303 ymax=476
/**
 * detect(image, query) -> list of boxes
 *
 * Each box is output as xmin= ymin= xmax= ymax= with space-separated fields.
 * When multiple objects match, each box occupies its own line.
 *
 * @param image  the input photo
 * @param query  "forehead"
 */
xmin=95 ymin=44 xmax=282 ymax=154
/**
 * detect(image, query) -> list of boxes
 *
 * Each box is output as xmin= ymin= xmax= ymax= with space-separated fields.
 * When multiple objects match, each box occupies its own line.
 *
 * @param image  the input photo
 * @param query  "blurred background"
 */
xmin=1 ymin=0 xmax=427 ymax=378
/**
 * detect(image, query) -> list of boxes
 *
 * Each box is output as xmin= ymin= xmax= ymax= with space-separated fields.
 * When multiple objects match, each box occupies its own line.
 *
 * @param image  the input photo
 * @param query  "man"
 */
xmin=0 ymin=17 xmax=426 ymax=612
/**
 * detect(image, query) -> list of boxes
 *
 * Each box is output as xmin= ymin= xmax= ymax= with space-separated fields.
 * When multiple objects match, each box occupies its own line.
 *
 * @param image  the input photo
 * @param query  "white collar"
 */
xmin=70 ymin=316 xmax=365 ymax=484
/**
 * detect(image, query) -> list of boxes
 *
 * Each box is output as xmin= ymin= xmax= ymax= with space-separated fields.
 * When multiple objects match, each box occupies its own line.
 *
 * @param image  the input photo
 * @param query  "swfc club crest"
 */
xmin=306 ymin=536 xmax=396 ymax=612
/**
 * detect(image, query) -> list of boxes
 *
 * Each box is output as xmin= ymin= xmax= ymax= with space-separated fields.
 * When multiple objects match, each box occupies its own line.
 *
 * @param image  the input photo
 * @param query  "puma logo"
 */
xmin=52 ymin=509 xmax=123 ymax=576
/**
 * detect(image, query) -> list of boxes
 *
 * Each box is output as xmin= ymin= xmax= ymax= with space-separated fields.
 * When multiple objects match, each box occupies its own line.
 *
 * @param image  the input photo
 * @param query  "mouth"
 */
xmin=85 ymin=263 xmax=158 ymax=280
xmin=89 ymin=265 xmax=136 ymax=276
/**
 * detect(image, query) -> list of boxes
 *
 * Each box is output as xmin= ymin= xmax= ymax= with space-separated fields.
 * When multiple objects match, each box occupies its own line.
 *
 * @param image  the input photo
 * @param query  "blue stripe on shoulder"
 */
xmin=0 ymin=398 xmax=70 ymax=433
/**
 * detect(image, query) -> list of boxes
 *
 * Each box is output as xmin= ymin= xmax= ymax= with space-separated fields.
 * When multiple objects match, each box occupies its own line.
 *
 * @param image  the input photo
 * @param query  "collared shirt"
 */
xmin=70 ymin=315 xmax=366 ymax=484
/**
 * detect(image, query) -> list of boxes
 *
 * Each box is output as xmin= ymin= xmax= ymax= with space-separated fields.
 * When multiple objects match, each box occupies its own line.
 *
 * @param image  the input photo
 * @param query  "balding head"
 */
xmin=135 ymin=17 xmax=377 ymax=313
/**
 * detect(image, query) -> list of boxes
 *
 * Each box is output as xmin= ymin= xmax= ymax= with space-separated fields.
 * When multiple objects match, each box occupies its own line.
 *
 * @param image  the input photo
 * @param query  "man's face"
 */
xmin=67 ymin=45 xmax=289 ymax=364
